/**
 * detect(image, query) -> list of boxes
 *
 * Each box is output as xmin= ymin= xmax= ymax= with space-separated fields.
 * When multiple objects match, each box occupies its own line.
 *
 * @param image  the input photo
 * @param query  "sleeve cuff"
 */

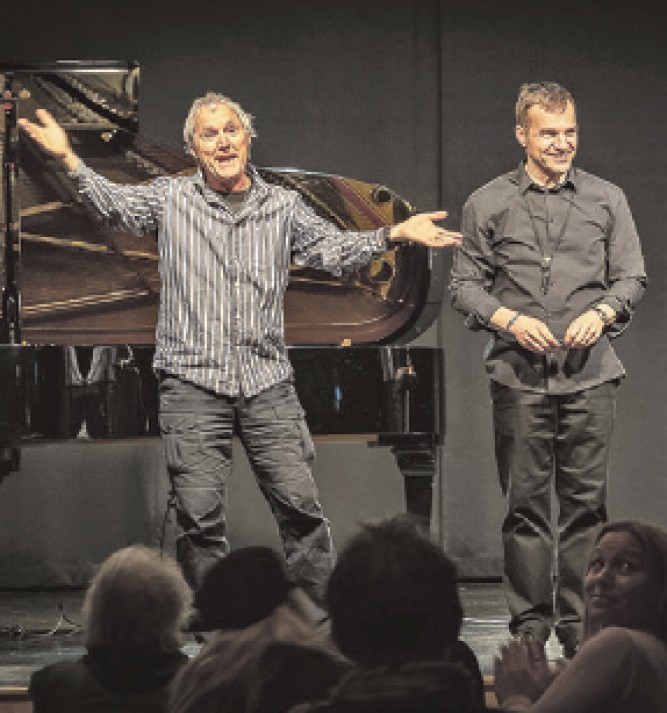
xmin=380 ymin=226 xmax=393 ymax=250
xmin=66 ymin=160 xmax=87 ymax=180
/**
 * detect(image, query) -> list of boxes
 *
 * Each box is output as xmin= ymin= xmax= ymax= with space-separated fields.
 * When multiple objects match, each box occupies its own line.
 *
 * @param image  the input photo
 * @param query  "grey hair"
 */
xmin=83 ymin=545 xmax=193 ymax=652
xmin=183 ymin=91 xmax=257 ymax=150
xmin=515 ymin=81 xmax=575 ymax=129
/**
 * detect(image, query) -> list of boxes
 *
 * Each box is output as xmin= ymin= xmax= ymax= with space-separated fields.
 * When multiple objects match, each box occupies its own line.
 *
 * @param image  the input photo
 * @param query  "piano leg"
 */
xmin=0 ymin=445 xmax=20 ymax=479
xmin=0 ymin=346 xmax=24 ymax=477
xmin=391 ymin=445 xmax=436 ymax=530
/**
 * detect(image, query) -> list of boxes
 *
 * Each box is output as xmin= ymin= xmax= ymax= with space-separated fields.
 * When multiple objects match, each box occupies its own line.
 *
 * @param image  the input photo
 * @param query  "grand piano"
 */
xmin=0 ymin=61 xmax=445 ymax=524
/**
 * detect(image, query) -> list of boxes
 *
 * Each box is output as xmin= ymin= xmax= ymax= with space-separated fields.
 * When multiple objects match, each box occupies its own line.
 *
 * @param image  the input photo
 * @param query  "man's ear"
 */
xmin=515 ymin=124 xmax=526 ymax=148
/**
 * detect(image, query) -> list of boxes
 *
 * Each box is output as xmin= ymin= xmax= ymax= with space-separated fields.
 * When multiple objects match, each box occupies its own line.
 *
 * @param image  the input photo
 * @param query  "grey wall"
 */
xmin=0 ymin=440 xmax=409 ymax=587
xmin=2 ymin=0 xmax=667 ymax=583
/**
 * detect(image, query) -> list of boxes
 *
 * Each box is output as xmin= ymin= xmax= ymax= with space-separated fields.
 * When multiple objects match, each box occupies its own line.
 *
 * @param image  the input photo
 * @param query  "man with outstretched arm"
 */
xmin=20 ymin=94 xmax=460 ymax=607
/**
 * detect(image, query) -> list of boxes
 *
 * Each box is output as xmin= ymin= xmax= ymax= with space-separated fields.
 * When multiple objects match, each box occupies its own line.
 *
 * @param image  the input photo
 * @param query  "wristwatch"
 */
xmin=591 ymin=305 xmax=614 ymax=325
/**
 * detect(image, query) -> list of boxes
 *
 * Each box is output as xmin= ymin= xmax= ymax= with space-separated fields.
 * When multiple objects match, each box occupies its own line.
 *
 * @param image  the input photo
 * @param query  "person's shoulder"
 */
xmin=572 ymin=167 xmax=627 ymax=200
xmin=30 ymin=658 xmax=91 ymax=695
xmin=611 ymin=626 xmax=667 ymax=653
xmin=31 ymin=658 xmax=88 ymax=680
xmin=580 ymin=626 xmax=664 ymax=661
xmin=247 ymin=170 xmax=300 ymax=208
xmin=166 ymin=172 xmax=195 ymax=189
xmin=262 ymin=177 xmax=301 ymax=202
xmin=588 ymin=625 xmax=636 ymax=644
xmin=467 ymin=169 xmax=517 ymax=199
xmin=464 ymin=169 xmax=520 ymax=211
xmin=566 ymin=627 xmax=639 ymax=682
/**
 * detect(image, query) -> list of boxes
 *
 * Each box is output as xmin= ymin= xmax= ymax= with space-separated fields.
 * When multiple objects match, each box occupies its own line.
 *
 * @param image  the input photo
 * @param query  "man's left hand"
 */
xmin=389 ymin=211 xmax=462 ymax=248
xmin=563 ymin=310 xmax=610 ymax=349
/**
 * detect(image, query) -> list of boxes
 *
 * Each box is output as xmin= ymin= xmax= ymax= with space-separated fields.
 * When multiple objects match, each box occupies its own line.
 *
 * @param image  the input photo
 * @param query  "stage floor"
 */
xmin=0 ymin=582 xmax=568 ymax=690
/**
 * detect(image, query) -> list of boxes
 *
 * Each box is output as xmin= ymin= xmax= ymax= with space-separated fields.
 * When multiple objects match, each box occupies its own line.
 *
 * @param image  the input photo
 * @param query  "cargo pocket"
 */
xmin=270 ymin=382 xmax=316 ymax=463
xmin=298 ymin=417 xmax=316 ymax=463
xmin=159 ymin=410 xmax=202 ymax=474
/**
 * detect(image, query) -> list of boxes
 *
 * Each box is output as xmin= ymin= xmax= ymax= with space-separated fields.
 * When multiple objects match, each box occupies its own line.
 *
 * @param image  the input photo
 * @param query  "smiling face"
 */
xmin=190 ymin=102 xmax=251 ymax=193
xmin=584 ymin=530 xmax=659 ymax=638
xmin=516 ymin=100 xmax=577 ymax=187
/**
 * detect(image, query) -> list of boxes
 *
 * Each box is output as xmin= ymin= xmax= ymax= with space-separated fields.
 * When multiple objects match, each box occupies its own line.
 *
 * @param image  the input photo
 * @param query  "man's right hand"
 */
xmin=490 ymin=307 xmax=560 ymax=353
xmin=18 ymin=109 xmax=81 ymax=173
xmin=509 ymin=315 xmax=560 ymax=353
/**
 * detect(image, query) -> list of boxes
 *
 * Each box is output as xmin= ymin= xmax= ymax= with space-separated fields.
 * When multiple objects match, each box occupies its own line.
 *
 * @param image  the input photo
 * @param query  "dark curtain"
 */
xmin=2 ymin=0 xmax=667 ymax=581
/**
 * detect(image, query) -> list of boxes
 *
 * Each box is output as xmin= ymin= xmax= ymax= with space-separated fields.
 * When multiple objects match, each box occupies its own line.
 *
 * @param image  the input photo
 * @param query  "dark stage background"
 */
xmin=1 ymin=0 xmax=665 ymax=584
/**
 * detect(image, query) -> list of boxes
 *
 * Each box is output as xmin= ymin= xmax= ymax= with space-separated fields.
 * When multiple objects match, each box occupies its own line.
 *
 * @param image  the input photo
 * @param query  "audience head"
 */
xmin=195 ymin=546 xmax=294 ymax=630
xmin=326 ymin=515 xmax=463 ymax=666
xmin=83 ymin=545 xmax=192 ymax=653
xmin=584 ymin=519 xmax=667 ymax=643
xmin=170 ymin=591 xmax=342 ymax=713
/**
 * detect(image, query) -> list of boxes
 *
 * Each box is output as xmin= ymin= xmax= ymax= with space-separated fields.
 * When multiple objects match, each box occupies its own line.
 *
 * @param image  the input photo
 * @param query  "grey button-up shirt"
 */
xmin=449 ymin=163 xmax=646 ymax=394
xmin=70 ymin=163 xmax=387 ymax=397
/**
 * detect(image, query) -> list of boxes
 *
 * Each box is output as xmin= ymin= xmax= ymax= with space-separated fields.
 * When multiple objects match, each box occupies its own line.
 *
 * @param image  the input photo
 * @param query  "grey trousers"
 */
xmin=491 ymin=379 xmax=619 ymax=646
xmin=158 ymin=375 xmax=335 ymax=604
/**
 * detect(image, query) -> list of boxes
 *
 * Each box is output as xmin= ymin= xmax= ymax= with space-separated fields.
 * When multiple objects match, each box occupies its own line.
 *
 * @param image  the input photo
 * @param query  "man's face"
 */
xmin=190 ymin=103 xmax=251 ymax=193
xmin=515 ymin=101 xmax=578 ymax=186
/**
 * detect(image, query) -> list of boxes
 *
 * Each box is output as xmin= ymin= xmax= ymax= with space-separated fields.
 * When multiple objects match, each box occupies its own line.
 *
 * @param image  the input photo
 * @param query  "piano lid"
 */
xmin=1 ymin=61 xmax=440 ymax=347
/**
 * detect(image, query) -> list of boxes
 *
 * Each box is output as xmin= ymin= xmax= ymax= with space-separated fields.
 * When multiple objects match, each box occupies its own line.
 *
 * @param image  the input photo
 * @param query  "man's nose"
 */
xmin=217 ymin=133 xmax=231 ymax=148
xmin=554 ymin=133 xmax=570 ymax=149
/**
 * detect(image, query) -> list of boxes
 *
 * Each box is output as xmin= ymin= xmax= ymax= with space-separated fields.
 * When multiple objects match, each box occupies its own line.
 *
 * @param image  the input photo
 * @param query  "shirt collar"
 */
xmin=514 ymin=161 xmax=577 ymax=195
xmin=193 ymin=164 xmax=269 ymax=207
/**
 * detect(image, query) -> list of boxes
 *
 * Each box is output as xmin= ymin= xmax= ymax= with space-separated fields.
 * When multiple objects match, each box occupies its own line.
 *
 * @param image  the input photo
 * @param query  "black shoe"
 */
xmin=192 ymin=631 xmax=208 ymax=644
xmin=555 ymin=623 xmax=581 ymax=659
xmin=183 ymin=610 xmax=208 ymax=633
xmin=558 ymin=636 xmax=579 ymax=659
xmin=513 ymin=622 xmax=550 ymax=645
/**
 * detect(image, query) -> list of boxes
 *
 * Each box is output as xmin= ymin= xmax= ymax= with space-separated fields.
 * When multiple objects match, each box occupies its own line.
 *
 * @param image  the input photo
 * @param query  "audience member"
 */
xmin=494 ymin=519 xmax=667 ymax=712
xmin=29 ymin=545 xmax=192 ymax=713
xmin=193 ymin=545 xmax=294 ymax=630
xmin=293 ymin=515 xmax=486 ymax=713
xmin=169 ymin=546 xmax=348 ymax=713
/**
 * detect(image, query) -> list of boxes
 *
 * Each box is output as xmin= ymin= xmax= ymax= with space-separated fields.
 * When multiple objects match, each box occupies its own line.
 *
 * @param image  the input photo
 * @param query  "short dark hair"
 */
xmin=587 ymin=520 xmax=667 ymax=644
xmin=515 ymin=81 xmax=575 ymax=128
xmin=195 ymin=546 xmax=293 ymax=630
xmin=326 ymin=516 xmax=463 ymax=666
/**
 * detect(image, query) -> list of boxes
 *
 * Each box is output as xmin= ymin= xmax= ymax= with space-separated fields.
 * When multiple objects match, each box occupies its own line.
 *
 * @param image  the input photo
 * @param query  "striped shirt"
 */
xmin=70 ymin=163 xmax=387 ymax=397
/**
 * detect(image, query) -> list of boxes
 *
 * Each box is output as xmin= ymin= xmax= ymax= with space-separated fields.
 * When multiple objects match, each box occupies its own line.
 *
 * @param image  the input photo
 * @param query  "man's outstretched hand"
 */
xmin=18 ymin=109 xmax=80 ymax=173
xmin=389 ymin=210 xmax=462 ymax=248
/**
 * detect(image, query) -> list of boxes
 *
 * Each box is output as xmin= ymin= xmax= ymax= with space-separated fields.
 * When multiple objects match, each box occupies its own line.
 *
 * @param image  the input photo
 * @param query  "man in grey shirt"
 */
xmin=19 ymin=92 xmax=460 ymax=606
xmin=449 ymin=82 xmax=646 ymax=656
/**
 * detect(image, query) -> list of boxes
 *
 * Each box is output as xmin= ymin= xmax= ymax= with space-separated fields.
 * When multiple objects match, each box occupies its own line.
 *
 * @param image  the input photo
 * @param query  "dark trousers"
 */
xmin=491 ymin=379 xmax=618 ymax=645
xmin=158 ymin=376 xmax=335 ymax=604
